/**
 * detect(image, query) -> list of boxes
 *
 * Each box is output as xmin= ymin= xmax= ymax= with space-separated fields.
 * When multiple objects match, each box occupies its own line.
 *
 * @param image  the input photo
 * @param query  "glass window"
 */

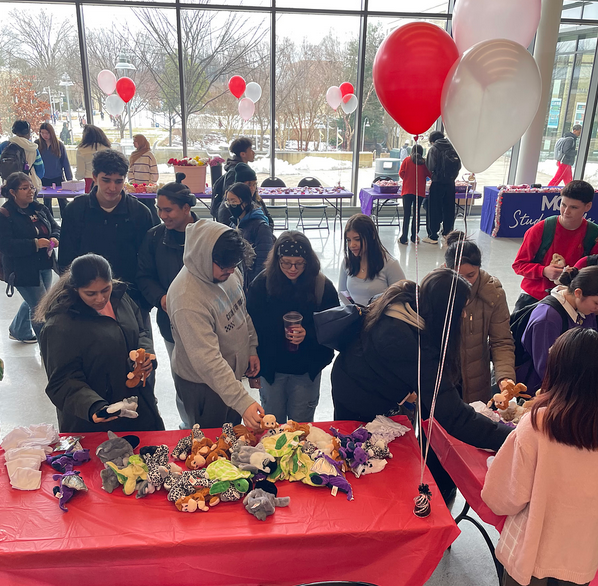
xmin=537 ymin=25 xmax=597 ymax=186
xmin=83 ymin=5 xmax=182 ymax=183
xmin=277 ymin=0 xmax=360 ymax=9
xmin=368 ymin=0 xmax=449 ymax=14
xmin=273 ymin=13 xmax=361 ymax=192
xmin=183 ymin=0 xmax=270 ymax=5
xmin=0 ymin=3 xmax=82 ymax=145
xmin=181 ymin=9 xmax=269 ymax=187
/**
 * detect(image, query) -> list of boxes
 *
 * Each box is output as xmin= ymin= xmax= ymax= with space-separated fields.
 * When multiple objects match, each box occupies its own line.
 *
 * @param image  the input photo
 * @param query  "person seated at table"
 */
xmin=332 ymin=268 xmax=512 ymax=500
xmin=444 ymin=231 xmax=515 ymax=404
xmin=137 ymin=175 xmax=198 ymax=427
xmin=339 ymin=213 xmax=405 ymax=306
xmin=247 ymin=231 xmax=339 ymax=423
xmin=512 ymin=179 xmax=598 ymax=312
xmin=399 ymin=144 xmax=430 ymax=244
xmin=0 ymin=172 xmax=59 ymax=344
xmin=482 ymin=327 xmax=598 ymax=586
xmin=128 ymin=134 xmax=160 ymax=224
xmin=75 ymin=125 xmax=111 ymax=193
xmin=36 ymin=253 xmax=165 ymax=433
xmin=36 ymin=122 xmax=73 ymax=217
xmin=519 ymin=265 xmax=598 ymax=393
xmin=218 ymin=163 xmax=273 ymax=228
xmin=220 ymin=182 xmax=274 ymax=287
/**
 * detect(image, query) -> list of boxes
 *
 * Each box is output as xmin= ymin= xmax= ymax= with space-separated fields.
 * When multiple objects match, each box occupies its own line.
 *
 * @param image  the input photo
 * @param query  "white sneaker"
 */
xmin=422 ymin=237 xmax=438 ymax=244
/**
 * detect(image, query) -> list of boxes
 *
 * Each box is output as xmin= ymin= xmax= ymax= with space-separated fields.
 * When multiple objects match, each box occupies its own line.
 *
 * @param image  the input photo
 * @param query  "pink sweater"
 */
xmin=481 ymin=412 xmax=598 ymax=585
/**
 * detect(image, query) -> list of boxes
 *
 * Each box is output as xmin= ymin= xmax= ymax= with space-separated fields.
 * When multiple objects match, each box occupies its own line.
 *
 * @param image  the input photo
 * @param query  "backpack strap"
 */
xmin=539 ymin=294 xmax=570 ymax=335
xmin=582 ymin=220 xmax=598 ymax=256
xmin=532 ymin=215 xmax=558 ymax=264
xmin=315 ymin=273 xmax=326 ymax=309
xmin=0 ymin=207 xmax=9 ymax=218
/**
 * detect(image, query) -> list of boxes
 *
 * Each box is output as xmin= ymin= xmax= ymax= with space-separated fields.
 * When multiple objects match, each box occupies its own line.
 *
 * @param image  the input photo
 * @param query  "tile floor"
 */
xmin=0 ymin=214 xmax=524 ymax=586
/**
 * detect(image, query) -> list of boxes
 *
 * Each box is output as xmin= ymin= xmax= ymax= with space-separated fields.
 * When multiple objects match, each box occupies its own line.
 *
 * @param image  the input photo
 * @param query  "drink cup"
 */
xmin=283 ymin=311 xmax=303 ymax=352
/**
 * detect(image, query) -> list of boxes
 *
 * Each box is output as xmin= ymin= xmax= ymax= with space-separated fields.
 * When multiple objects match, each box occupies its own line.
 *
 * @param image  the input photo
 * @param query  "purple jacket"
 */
xmin=521 ymin=303 xmax=596 ymax=391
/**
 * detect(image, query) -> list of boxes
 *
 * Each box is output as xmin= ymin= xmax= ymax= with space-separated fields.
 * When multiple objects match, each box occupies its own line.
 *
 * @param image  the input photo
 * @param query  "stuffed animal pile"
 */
xmin=95 ymin=416 xmax=406 ymax=521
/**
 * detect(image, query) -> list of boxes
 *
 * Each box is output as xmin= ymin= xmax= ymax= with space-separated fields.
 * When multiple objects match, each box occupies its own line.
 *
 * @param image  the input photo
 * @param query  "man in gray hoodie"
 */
xmin=167 ymin=220 xmax=264 ymax=429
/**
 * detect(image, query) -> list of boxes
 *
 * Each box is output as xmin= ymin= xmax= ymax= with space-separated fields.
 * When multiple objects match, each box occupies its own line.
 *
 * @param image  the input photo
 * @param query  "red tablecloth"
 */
xmin=422 ymin=419 xmax=505 ymax=531
xmin=0 ymin=417 xmax=459 ymax=586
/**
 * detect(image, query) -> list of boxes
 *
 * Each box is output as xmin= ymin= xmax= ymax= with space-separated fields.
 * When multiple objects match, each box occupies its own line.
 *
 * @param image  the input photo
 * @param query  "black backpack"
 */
xmin=210 ymin=174 xmax=226 ymax=219
xmin=438 ymin=147 xmax=461 ymax=182
xmin=510 ymin=295 xmax=569 ymax=369
xmin=0 ymin=142 xmax=29 ymax=180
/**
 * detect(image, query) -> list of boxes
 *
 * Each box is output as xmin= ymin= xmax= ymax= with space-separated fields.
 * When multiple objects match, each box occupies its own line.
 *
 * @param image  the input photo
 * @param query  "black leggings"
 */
xmin=401 ymin=194 xmax=424 ymax=241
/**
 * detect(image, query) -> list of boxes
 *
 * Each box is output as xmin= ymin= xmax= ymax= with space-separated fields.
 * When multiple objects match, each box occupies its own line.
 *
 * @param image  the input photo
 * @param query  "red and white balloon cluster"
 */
xmin=97 ymin=70 xmax=136 ymax=118
xmin=228 ymin=76 xmax=262 ymax=121
xmin=325 ymin=82 xmax=357 ymax=115
xmin=372 ymin=0 xmax=542 ymax=174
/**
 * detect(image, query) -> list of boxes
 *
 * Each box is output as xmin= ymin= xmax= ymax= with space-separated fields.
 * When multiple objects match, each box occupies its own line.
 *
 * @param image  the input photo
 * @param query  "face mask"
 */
xmin=229 ymin=203 xmax=244 ymax=218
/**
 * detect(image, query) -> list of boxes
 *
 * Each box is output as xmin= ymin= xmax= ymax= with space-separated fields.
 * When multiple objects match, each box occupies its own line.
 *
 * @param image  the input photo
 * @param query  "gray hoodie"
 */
xmin=167 ymin=220 xmax=257 ymax=417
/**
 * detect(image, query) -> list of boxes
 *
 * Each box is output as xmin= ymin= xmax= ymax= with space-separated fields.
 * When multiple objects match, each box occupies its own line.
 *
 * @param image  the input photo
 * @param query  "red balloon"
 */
xmin=373 ymin=23 xmax=459 ymax=135
xmin=339 ymin=82 xmax=354 ymax=97
xmin=115 ymin=77 xmax=136 ymax=104
xmin=228 ymin=76 xmax=246 ymax=99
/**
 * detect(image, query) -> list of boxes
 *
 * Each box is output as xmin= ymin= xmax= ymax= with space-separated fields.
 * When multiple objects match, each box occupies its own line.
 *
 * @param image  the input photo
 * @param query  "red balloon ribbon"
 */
xmin=115 ymin=77 xmax=136 ymax=104
xmin=373 ymin=23 xmax=459 ymax=135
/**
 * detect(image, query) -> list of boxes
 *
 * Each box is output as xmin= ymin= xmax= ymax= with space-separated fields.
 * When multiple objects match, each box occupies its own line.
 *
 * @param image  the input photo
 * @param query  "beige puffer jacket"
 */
xmin=460 ymin=269 xmax=516 ymax=404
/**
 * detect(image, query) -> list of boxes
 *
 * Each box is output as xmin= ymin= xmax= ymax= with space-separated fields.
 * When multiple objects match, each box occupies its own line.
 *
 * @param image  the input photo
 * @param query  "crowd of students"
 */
xmin=3 ymin=122 xmax=598 ymax=586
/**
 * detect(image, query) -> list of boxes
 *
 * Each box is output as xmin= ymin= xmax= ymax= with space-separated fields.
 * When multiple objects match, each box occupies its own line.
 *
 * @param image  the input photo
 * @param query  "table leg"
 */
xmin=453 ymin=501 xmax=503 ymax=582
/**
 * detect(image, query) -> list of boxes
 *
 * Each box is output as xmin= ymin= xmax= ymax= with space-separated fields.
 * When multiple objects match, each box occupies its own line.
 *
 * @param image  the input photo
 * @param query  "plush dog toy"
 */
xmin=487 ymin=381 xmax=531 ymax=411
xmin=243 ymin=488 xmax=290 ymax=521
xmin=126 ymin=348 xmax=156 ymax=388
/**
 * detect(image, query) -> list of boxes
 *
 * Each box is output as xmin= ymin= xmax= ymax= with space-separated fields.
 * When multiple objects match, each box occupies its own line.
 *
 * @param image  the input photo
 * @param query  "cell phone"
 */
xmin=340 ymin=291 xmax=356 ymax=304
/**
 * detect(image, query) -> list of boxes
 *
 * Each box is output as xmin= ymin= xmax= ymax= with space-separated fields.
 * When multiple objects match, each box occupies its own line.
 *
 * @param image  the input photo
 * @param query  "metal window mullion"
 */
xmin=176 ymin=2 xmax=188 ymax=157
xmin=270 ymin=0 xmax=276 ymax=179
xmin=574 ymin=32 xmax=598 ymax=179
xmin=76 ymin=1 xmax=94 ymax=126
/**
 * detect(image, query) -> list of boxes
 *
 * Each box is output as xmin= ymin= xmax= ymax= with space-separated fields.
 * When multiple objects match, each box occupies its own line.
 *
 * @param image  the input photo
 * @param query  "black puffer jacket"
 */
xmin=0 ymin=199 xmax=60 ymax=287
xmin=331 ymin=312 xmax=512 ymax=452
xmin=39 ymin=282 xmax=165 ymax=433
xmin=247 ymin=271 xmax=339 ymax=384
xmin=136 ymin=214 xmax=198 ymax=342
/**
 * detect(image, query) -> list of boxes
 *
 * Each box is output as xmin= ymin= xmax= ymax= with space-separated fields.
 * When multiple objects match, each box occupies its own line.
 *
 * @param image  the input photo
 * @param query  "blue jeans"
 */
xmin=259 ymin=372 xmax=321 ymax=423
xmin=10 ymin=269 xmax=54 ymax=340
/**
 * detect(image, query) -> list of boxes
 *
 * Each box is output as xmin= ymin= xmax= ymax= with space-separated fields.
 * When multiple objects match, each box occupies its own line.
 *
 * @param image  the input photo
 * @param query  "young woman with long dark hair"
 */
xmin=36 ymin=253 xmax=164 ymax=433
xmin=75 ymin=125 xmax=111 ymax=193
xmin=37 ymin=122 xmax=73 ymax=216
xmin=339 ymin=213 xmax=405 ymax=306
xmin=483 ymin=327 xmax=598 ymax=586
xmin=246 ymin=231 xmax=339 ymax=423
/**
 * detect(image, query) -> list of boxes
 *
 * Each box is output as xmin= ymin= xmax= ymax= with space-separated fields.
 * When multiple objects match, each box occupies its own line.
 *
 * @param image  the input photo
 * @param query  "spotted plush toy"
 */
xmin=167 ymin=469 xmax=211 ymax=503
xmin=171 ymin=425 xmax=205 ymax=461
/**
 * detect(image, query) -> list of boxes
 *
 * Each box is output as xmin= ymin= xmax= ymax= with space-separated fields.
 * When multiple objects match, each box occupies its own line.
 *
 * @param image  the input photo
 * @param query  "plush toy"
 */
xmin=550 ymin=253 xmax=567 ymax=268
xmin=46 ymin=449 xmax=90 ymax=473
xmin=487 ymin=381 xmax=531 ymax=410
xmin=53 ymin=470 xmax=88 ymax=512
xmin=261 ymin=431 xmax=317 ymax=486
xmin=243 ymin=488 xmax=290 ymax=521
xmin=260 ymin=414 xmax=280 ymax=436
xmin=205 ymin=460 xmax=252 ymax=502
xmin=126 ymin=348 xmax=156 ymax=388
xmin=355 ymin=458 xmax=388 ymax=477
xmin=96 ymin=431 xmax=137 ymax=494
xmin=231 ymin=443 xmax=276 ymax=475
xmin=280 ymin=420 xmax=311 ymax=438
xmin=159 ymin=462 xmax=184 ymax=492
xmin=306 ymin=425 xmax=335 ymax=451
xmin=171 ymin=425 xmax=205 ymax=461
xmin=362 ymin=438 xmax=392 ymax=460
xmin=330 ymin=426 xmax=371 ymax=475
xmin=167 ymin=469 xmax=211 ymax=503
xmin=185 ymin=438 xmax=214 ymax=470
xmin=204 ymin=435 xmax=233 ymax=466
xmin=95 ymin=396 xmax=139 ymax=419
xmin=175 ymin=488 xmax=220 ymax=512
xmin=106 ymin=454 xmax=148 ymax=496
xmin=135 ymin=445 xmax=169 ymax=497
xmin=233 ymin=424 xmax=257 ymax=447
xmin=310 ymin=454 xmax=353 ymax=500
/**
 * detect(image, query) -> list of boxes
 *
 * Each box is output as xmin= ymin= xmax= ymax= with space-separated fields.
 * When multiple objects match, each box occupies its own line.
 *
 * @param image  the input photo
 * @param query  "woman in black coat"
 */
xmin=247 ymin=231 xmax=339 ymax=423
xmin=222 ymin=182 xmax=274 ymax=287
xmin=331 ymin=268 xmax=512 ymax=499
xmin=0 ymin=172 xmax=60 ymax=343
xmin=37 ymin=253 xmax=165 ymax=433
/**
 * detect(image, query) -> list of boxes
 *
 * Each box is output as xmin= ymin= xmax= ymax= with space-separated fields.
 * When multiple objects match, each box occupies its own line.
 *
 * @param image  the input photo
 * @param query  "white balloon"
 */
xmin=341 ymin=94 xmax=358 ymax=115
xmin=441 ymin=39 xmax=542 ymax=174
xmin=245 ymin=82 xmax=262 ymax=103
xmin=105 ymin=94 xmax=126 ymax=117
xmin=326 ymin=86 xmax=342 ymax=111
xmin=452 ymin=0 xmax=541 ymax=55
xmin=97 ymin=70 xmax=117 ymax=96
xmin=238 ymin=97 xmax=255 ymax=121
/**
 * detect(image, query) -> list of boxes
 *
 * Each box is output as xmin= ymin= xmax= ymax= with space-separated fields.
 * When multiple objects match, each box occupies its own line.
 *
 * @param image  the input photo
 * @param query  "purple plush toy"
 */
xmin=52 ymin=470 xmax=88 ymax=512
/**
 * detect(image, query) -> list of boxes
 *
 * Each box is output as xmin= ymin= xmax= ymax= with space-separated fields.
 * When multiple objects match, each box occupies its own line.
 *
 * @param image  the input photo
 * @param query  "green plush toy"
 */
xmin=206 ymin=460 xmax=251 ymax=502
xmin=261 ymin=431 xmax=316 ymax=486
xmin=106 ymin=455 xmax=148 ymax=495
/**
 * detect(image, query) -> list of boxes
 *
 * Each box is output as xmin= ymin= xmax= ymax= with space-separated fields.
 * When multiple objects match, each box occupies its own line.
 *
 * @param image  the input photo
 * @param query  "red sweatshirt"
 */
xmin=399 ymin=157 xmax=430 ymax=197
xmin=512 ymin=217 xmax=598 ymax=300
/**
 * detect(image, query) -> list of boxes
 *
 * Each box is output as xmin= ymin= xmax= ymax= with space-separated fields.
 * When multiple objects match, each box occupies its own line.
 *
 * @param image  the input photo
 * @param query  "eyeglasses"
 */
xmin=18 ymin=185 xmax=35 ymax=192
xmin=213 ymin=259 xmax=243 ymax=271
xmin=280 ymin=259 xmax=306 ymax=270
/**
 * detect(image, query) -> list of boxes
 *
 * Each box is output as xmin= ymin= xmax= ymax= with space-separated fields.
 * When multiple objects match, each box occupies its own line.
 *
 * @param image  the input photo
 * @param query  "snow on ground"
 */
xmin=251 ymin=155 xmax=351 ymax=175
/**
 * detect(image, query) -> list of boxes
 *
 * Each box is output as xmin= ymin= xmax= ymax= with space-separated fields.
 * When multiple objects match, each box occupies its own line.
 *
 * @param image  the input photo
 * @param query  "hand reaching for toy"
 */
xmin=498 ymin=378 xmax=516 ymax=393
xmin=245 ymin=355 xmax=260 ymax=378
xmin=543 ymin=265 xmax=563 ymax=282
xmin=243 ymin=401 xmax=264 ymax=430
